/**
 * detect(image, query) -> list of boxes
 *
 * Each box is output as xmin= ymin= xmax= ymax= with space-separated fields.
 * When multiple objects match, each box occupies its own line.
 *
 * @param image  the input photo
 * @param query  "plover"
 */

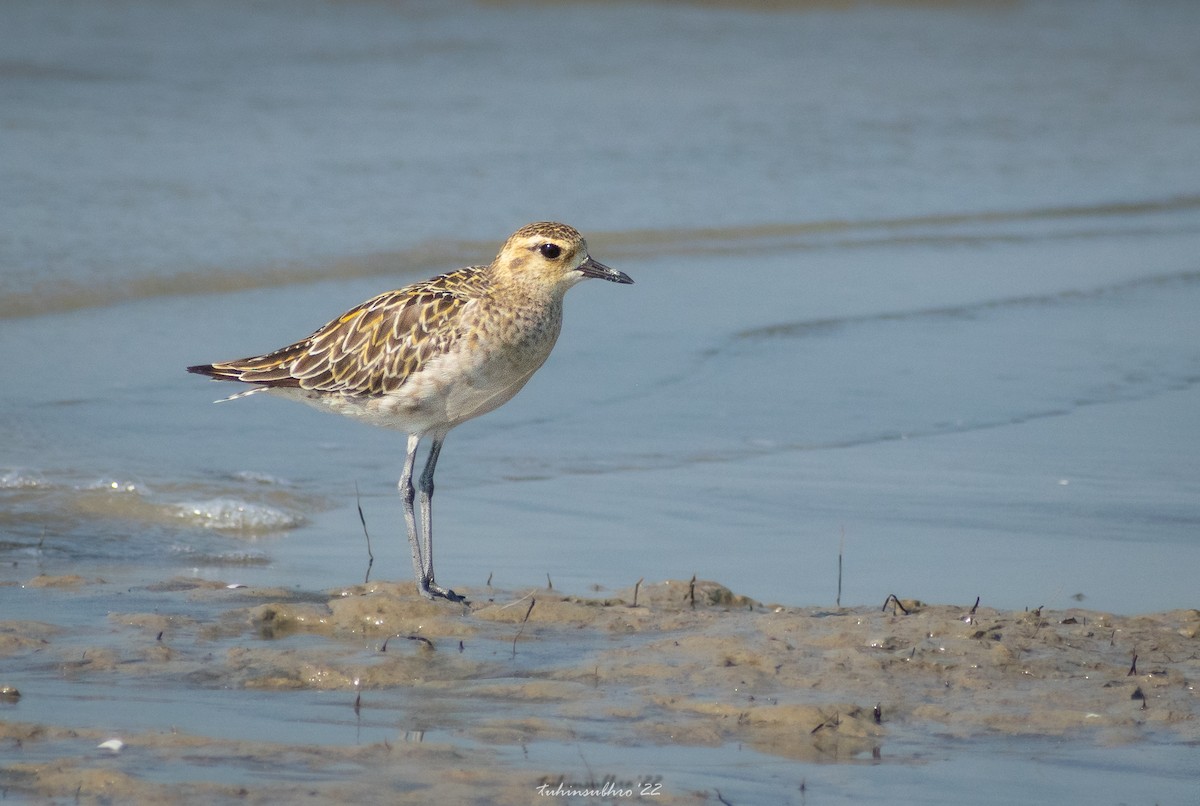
xmin=188 ymin=222 xmax=632 ymax=601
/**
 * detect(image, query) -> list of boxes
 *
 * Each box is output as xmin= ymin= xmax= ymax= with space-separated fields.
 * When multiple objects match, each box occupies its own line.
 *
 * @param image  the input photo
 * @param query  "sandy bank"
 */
xmin=1 ymin=577 xmax=1196 ymax=803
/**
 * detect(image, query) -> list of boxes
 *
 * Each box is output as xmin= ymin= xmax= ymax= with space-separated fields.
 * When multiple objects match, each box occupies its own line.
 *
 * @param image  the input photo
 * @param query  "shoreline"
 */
xmin=2 ymin=576 xmax=1196 ymax=802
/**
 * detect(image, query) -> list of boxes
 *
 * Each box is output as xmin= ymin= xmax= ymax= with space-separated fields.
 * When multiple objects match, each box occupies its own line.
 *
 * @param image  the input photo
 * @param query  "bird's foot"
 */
xmin=418 ymin=578 xmax=468 ymax=604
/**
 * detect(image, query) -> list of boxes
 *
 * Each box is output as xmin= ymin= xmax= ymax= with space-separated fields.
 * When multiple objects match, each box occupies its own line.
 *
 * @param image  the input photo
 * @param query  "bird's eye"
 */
xmin=538 ymin=243 xmax=562 ymax=259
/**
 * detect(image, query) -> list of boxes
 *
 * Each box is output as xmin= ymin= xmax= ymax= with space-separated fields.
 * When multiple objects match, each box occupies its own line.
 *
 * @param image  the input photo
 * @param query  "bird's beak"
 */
xmin=579 ymin=255 xmax=633 ymax=285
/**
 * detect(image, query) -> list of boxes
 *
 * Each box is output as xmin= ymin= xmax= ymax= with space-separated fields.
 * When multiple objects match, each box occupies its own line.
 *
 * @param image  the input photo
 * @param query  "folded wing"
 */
xmin=188 ymin=267 xmax=486 ymax=398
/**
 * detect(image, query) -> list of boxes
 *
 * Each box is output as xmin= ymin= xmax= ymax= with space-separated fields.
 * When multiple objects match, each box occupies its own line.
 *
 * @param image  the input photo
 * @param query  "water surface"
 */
xmin=2 ymin=0 xmax=1199 ymax=801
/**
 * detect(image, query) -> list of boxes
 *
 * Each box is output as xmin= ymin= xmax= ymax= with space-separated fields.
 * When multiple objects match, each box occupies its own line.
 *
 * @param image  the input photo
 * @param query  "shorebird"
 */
xmin=188 ymin=222 xmax=632 ymax=601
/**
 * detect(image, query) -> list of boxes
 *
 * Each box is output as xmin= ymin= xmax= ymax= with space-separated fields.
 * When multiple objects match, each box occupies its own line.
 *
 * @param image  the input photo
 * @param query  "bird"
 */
xmin=188 ymin=222 xmax=633 ymax=602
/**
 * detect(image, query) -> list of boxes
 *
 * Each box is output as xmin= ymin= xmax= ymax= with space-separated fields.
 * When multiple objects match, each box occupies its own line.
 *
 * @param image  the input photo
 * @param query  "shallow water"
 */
xmin=2 ymin=0 xmax=1200 ymax=801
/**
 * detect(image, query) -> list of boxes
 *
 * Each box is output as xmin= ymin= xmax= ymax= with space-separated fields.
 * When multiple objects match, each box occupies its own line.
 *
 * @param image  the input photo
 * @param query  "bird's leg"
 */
xmin=417 ymin=435 xmax=441 ymax=583
xmin=418 ymin=433 xmax=464 ymax=602
xmin=399 ymin=433 xmax=430 ymax=599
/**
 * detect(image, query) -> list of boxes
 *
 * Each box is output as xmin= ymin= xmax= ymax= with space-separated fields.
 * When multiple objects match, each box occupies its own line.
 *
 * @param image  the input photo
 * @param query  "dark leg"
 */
xmin=418 ymin=432 xmax=464 ymax=602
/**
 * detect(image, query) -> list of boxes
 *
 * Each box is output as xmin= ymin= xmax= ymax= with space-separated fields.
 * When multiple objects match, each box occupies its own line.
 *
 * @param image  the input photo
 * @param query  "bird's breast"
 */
xmin=372 ymin=298 xmax=564 ymax=430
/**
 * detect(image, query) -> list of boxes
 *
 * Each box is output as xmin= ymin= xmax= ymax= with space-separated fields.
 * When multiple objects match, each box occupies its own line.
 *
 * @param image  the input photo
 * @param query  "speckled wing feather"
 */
xmin=192 ymin=267 xmax=489 ymax=397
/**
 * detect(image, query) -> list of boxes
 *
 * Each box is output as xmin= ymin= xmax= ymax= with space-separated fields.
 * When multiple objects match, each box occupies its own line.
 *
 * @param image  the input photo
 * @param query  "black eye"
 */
xmin=538 ymin=243 xmax=562 ymax=259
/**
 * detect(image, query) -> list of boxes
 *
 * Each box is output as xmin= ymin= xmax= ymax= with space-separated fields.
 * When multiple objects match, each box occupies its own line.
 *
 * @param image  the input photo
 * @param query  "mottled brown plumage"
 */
xmin=189 ymin=222 xmax=632 ymax=600
xmin=196 ymin=266 xmax=487 ymax=397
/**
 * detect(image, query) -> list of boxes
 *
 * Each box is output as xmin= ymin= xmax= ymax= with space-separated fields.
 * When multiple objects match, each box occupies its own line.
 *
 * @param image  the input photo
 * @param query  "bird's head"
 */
xmin=493 ymin=222 xmax=633 ymax=295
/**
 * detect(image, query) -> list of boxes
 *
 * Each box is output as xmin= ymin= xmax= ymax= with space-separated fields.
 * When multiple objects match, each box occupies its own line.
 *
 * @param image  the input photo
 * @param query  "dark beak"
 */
xmin=579 ymin=255 xmax=633 ymax=285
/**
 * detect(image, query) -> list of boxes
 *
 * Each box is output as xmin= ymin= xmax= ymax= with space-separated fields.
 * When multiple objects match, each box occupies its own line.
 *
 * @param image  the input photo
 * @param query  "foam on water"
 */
xmin=0 ymin=470 xmax=43 ymax=489
xmin=0 ymin=468 xmax=314 ymax=574
xmin=170 ymin=498 xmax=304 ymax=533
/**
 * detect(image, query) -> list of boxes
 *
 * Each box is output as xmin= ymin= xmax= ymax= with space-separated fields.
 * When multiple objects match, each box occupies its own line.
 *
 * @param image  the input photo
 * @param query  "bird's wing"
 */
xmin=191 ymin=267 xmax=488 ymax=397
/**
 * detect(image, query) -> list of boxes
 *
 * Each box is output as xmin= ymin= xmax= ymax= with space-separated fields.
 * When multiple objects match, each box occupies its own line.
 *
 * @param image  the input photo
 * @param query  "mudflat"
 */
xmin=2 ymin=577 xmax=1196 ymax=803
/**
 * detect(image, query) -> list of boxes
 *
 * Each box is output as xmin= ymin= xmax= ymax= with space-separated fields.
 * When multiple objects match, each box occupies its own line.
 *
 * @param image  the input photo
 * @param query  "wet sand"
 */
xmin=2 ymin=576 xmax=1196 ymax=803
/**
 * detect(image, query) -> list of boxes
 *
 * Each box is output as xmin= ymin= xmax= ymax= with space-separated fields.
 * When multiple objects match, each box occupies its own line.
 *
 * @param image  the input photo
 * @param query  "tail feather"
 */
xmin=188 ymin=362 xmax=287 ymax=402
xmin=186 ymin=363 xmax=223 ymax=379
xmin=215 ymin=386 xmax=270 ymax=403
xmin=187 ymin=357 xmax=302 ymax=386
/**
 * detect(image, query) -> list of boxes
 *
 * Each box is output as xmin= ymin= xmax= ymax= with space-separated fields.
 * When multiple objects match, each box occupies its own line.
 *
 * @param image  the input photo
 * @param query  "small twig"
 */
xmin=381 ymin=634 xmax=435 ymax=652
xmin=486 ymin=571 xmax=493 ymax=587
xmin=632 ymin=577 xmax=644 ymax=607
xmin=495 ymin=589 xmax=536 ymax=610
xmin=970 ymin=596 xmax=980 ymax=614
xmin=715 ymin=790 xmax=733 ymax=806
xmin=356 ymin=482 xmax=373 ymax=584
xmin=576 ymin=746 xmax=595 ymax=791
xmin=512 ymin=598 xmax=536 ymax=656
xmin=810 ymin=711 xmax=840 ymax=734
xmin=836 ymin=527 xmax=844 ymax=608
xmin=1127 ymin=653 xmax=1138 ymax=676
xmin=688 ymin=574 xmax=697 ymax=609
xmin=546 ymin=573 xmax=553 ymax=590
xmin=881 ymin=594 xmax=909 ymax=615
